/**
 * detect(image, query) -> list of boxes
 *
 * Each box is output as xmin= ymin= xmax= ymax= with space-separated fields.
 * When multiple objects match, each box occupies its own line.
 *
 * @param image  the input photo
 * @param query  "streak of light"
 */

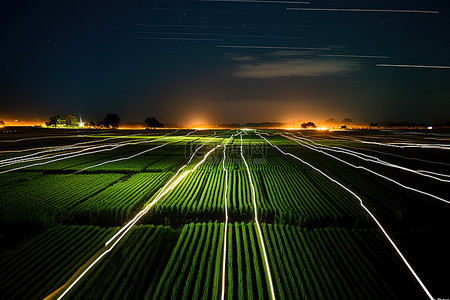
xmin=220 ymin=135 xmax=234 ymax=300
xmin=287 ymin=133 xmax=450 ymax=182
xmin=56 ymin=137 xmax=221 ymax=300
xmin=72 ymin=143 xmax=170 ymax=174
xmin=344 ymin=136 xmax=450 ymax=150
xmin=132 ymin=37 xmax=224 ymax=41
xmin=283 ymin=134 xmax=450 ymax=204
xmin=218 ymin=45 xmax=331 ymax=50
xmin=0 ymin=134 xmax=78 ymax=143
xmin=240 ymin=134 xmax=276 ymax=300
xmin=376 ymin=64 xmax=450 ymax=69
xmin=0 ymin=144 xmax=121 ymax=175
xmin=343 ymin=145 xmax=450 ymax=167
xmin=319 ymin=54 xmax=389 ymax=59
xmin=104 ymin=136 xmax=216 ymax=246
xmin=259 ymin=133 xmax=434 ymax=300
xmin=287 ymin=7 xmax=439 ymax=14
xmin=134 ymin=24 xmax=256 ymax=29
xmin=185 ymin=129 xmax=198 ymax=136
xmin=128 ymin=31 xmax=224 ymax=36
xmin=225 ymin=34 xmax=304 ymax=39
xmin=0 ymin=131 xmax=184 ymax=174
xmin=143 ymin=8 xmax=218 ymax=11
xmin=198 ymin=0 xmax=309 ymax=4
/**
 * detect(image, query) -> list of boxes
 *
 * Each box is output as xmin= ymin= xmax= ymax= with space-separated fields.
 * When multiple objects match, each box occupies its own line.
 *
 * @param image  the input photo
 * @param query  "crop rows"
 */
xmin=0 ymin=225 xmax=117 ymax=300
xmin=226 ymin=222 xmax=270 ymax=300
xmin=0 ymin=174 xmax=123 ymax=226
xmin=150 ymin=222 xmax=224 ymax=299
xmin=69 ymin=225 xmax=179 ymax=299
xmin=148 ymin=170 xmax=226 ymax=224
xmin=70 ymin=172 xmax=170 ymax=225
xmin=260 ymin=224 xmax=423 ymax=299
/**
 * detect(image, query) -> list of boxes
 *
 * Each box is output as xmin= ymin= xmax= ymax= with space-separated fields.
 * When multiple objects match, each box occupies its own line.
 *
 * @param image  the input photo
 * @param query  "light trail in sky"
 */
xmin=225 ymin=34 xmax=304 ymax=39
xmin=218 ymin=45 xmax=331 ymax=50
xmin=132 ymin=37 xmax=224 ymax=41
xmin=259 ymin=133 xmax=434 ymax=300
xmin=53 ymin=137 xmax=221 ymax=300
xmin=287 ymin=7 xmax=439 ymax=14
xmin=198 ymin=0 xmax=310 ymax=4
xmin=220 ymin=135 xmax=234 ymax=300
xmin=283 ymin=134 xmax=450 ymax=204
xmin=287 ymin=133 xmax=450 ymax=182
xmin=376 ymin=64 xmax=450 ymax=69
xmin=319 ymin=54 xmax=389 ymax=59
xmin=134 ymin=24 xmax=256 ymax=29
xmin=240 ymin=134 xmax=276 ymax=300
xmin=128 ymin=32 xmax=225 ymax=36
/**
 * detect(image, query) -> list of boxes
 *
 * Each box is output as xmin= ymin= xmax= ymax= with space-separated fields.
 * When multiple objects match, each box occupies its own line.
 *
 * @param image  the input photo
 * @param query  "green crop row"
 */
xmin=70 ymin=172 xmax=170 ymax=226
xmin=150 ymin=222 xmax=224 ymax=299
xmin=259 ymin=224 xmax=423 ymax=299
xmin=0 ymin=174 xmax=123 ymax=227
xmin=69 ymin=225 xmax=179 ymax=300
xmin=0 ymin=225 xmax=117 ymax=300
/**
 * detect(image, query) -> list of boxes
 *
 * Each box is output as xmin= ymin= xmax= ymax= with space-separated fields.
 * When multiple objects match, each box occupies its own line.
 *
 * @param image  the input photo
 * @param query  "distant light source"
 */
xmin=428 ymin=126 xmax=433 ymax=130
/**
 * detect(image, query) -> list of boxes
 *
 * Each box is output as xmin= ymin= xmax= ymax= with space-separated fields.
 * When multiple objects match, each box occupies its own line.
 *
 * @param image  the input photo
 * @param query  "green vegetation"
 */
xmin=71 ymin=173 xmax=170 ymax=225
xmin=0 ymin=174 xmax=123 ymax=227
xmin=46 ymin=114 xmax=79 ymax=128
xmin=0 ymin=129 xmax=448 ymax=299
xmin=0 ymin=225 xmax=118 ymax=300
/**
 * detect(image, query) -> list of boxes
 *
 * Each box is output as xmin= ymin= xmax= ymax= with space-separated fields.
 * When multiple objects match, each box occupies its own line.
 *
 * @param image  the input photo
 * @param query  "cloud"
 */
xmin=268 ymin=50 xmax=315 ymax=56
xmin=225 ymin=53 xmax=256 ymax=61
xmin=233 ymin=59 xmax=360 ymax=78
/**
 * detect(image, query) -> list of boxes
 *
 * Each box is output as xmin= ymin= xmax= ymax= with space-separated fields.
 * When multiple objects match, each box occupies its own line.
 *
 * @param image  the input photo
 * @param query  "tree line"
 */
xmin=45 ymin=113 xmax=164 ymax=129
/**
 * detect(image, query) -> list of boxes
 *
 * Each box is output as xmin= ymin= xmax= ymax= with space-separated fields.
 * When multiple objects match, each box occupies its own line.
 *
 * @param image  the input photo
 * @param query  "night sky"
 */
xmin=1 ymin=0 xmax=450 ymax=125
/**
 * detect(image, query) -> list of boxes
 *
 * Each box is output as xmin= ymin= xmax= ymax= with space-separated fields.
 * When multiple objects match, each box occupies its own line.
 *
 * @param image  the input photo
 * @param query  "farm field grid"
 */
xmin=0 ymin=128 xmax=449 ymax=299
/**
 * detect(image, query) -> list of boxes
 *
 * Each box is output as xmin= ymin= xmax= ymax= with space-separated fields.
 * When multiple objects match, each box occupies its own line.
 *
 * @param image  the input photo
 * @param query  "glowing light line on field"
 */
xmin=72 ymin=143 xmax=170 ymax=173
xmin=104 ymin=136 xmax=216 ymax=246
xmin=283 ymin=135 xmax=450 ymax=204
xmin=286 ymin=133 xmax=450 ymax=182
xmin=0 ymin=131 xmax=183 ymax=173
xmin=220 ymin=136 xmax=233 ymax=300
xmin=338 ymin=144 xmax=450 ymax=167
xmin=259 ymin=134 xmax=434 ymax=300
xmin=346 ymin=137 xmax=450 ymax=150
xmin=240 ymin=134 xmax=276 ymax=300
xmin=55 ymin=138 xmax=221 ymax=300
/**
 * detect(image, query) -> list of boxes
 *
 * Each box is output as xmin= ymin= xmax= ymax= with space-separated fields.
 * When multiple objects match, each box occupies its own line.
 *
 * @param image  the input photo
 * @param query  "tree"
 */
xmin=101 ymin=114 xmax=120 ymax=129
xmin=0 ymin=120 xmax=4 ymax=127
xmin=144 ymin=117 xmax=164 ymax=129
xmin=86 ymin=121 xmax=97 ymax=128
xmin=369 ymin=122 xmax=379 ymax=128
xmin=46 ymin=114 xmax=79 ymax=127
xmin=342 ymin=118 xmax=352 ymax=125
xmin=301 ymin=122 xmax=317 ymax=129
